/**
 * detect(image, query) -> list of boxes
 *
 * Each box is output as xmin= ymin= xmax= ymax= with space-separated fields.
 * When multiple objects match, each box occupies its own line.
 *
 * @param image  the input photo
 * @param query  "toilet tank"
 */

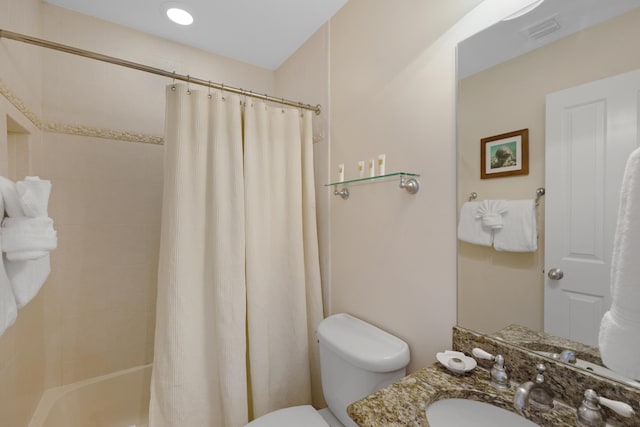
xmin=316 ymin=313 xmax=410 ymax=427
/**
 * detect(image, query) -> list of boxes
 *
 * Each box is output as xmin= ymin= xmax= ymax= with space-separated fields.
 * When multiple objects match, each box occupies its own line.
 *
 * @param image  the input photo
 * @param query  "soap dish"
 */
xmin=436 ymin=350 xmax=477 ymax=374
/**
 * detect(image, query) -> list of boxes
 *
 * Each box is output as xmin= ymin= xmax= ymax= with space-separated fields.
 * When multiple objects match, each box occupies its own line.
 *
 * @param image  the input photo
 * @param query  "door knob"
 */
xmin=548 ymin=268 xmax=564 ymax=280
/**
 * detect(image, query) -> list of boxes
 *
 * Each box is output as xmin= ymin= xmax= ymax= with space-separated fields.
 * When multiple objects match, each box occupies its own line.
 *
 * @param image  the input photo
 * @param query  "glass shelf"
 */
xmin=324 ymin=172 xmax=420 ymax=187
xmin=325 ymin=172 xmax=421 ymax=199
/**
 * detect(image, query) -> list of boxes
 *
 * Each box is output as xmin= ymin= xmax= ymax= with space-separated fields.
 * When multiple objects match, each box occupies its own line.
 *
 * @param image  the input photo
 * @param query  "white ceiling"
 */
xmin=42 ymin=0 xmax=348 ymax=70
xmin=458 ymin=0 xmax=640 ymax=79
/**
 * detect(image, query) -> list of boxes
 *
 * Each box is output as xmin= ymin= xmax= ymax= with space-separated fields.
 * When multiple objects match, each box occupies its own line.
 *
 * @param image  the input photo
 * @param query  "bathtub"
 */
xmin=29 ymin=364 xmax=152 ymax=427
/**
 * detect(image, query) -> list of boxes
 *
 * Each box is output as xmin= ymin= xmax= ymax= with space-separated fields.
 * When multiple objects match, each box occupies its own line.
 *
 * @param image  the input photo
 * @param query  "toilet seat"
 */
xmin=245 ymin=405 xmax=329 ymax=427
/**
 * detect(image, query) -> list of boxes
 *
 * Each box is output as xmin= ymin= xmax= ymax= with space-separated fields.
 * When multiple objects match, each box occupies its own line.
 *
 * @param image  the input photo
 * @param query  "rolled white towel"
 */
xmin=3 ymin=217 xmax=53 ymax=229
xmin=16 ymin=176 xmax=51 ymax=218
xmin=0 ymin=176 xmax=24 ymax=217
xmin=1 ymin=217 xmax=57 ymax=261
xmin=476 ymin=200 xmax=508 ymax=229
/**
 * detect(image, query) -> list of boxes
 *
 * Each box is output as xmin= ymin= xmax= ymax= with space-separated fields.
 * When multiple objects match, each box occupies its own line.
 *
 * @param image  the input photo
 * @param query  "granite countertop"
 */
xmin=347 ymin=363 xmax=576 ymax=427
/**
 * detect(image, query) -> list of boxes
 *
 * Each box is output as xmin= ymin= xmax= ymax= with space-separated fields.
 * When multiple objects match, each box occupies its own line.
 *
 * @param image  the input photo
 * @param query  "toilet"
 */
xmin=246 ymin=313 xmax=410 ymax=427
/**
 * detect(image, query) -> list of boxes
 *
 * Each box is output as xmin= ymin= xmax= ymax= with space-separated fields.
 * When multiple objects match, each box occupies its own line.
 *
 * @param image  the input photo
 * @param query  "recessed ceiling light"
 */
xmin=166 ymin=7 xmax=193 ymax=26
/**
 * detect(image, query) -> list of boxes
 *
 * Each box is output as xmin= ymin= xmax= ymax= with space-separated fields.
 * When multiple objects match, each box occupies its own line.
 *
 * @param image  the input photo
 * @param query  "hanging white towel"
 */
xmin=457 ymin=201 xmax=493 ymax=246
xmin=476 ymin=200 xmax=508 ymax=229
xmin=493 ymin=200 xmax=537 ymax=252
xmin=0 ymin=176 xmax=55 ymax=313
xmin=6 ymin=255 xmax=51 ymax=309
xmin=599 ymin=146 xmax=640 ymax=380
xmin=0 ymin=195 xmax=17 ymax=336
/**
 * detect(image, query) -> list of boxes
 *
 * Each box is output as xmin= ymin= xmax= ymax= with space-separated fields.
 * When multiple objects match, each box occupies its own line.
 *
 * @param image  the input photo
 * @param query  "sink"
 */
xmin=426 ymin=398 xmax=539 ymax=426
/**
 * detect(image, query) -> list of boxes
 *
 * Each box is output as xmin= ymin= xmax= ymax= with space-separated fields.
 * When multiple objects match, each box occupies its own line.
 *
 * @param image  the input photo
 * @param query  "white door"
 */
xmin=545 ymin=69 xmax=640 ymax=346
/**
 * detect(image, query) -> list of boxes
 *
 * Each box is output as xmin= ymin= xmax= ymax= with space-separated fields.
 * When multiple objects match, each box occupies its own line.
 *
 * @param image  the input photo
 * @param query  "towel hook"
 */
xmin=468 ymin=192 xmax=478 ymax=201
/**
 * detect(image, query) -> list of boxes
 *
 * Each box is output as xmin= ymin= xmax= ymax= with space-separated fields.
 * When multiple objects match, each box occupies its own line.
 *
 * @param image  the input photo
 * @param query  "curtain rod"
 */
xmin=0 ymin=29 xmax=321 ymax=115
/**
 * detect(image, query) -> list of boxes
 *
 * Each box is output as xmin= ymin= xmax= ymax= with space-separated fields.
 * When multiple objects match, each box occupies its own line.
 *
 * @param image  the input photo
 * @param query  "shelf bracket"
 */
xmin=333 ymin=187 xmax=350 ymax=200
xmin=399 ymin=175 xmax=420 ymax=194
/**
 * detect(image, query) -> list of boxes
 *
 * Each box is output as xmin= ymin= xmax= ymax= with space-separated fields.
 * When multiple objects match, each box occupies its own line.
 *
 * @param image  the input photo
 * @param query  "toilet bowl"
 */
xmin=245 ymin=313 xmax=410 ymax=427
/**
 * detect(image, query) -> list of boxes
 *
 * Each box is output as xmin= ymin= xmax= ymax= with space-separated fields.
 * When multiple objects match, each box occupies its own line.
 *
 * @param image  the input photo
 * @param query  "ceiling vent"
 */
xmin=522 ymin=16 xmax=561 ymax=40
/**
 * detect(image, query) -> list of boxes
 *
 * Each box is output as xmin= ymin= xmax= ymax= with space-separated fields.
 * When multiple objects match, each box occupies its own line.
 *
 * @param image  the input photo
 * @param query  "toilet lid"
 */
xmin=246 ymin=405 xmax=329 ymax=427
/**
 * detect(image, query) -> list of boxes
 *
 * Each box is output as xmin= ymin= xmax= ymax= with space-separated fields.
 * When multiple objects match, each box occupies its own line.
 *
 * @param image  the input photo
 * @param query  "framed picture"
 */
xmin=480 ymin=128 xmax=529 ymax=179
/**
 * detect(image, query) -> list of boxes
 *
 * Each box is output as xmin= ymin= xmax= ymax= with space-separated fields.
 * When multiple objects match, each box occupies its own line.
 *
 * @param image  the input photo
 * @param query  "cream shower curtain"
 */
xmin=149 ymin=84 xmax=322 ymax=427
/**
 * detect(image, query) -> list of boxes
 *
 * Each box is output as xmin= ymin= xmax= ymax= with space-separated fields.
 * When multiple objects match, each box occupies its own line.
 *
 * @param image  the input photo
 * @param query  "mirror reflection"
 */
xmin=456 ymin=0 xmax=640 ymax=388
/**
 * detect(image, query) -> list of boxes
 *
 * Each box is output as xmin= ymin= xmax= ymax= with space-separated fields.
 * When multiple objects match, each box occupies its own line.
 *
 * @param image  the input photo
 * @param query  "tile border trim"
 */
xmin=0 ymin=79 xmax=164 ymax=145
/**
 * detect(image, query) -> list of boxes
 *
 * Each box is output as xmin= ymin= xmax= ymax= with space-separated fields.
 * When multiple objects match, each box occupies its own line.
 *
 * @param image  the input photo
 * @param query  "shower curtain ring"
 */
xmin=171 ymin=71 xmax=176 ymax=91
xmin=281 ymin=97 xmax=285 ymax=113
xmin=186 ymin=75 xmax=191 ymax=95
xmin=208 ymin=80 xmax=212 ymax=99
xmin=220 ymin=83 xmax=225 ymax=101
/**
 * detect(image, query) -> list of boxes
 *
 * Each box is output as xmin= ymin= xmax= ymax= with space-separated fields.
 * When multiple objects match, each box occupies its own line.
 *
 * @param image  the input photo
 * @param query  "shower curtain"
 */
xmin=149 ymin=84 xmax=323 ymax=427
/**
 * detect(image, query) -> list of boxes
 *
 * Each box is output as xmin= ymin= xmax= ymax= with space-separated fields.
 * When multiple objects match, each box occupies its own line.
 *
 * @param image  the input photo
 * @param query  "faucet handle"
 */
xmin=598 ymin=394 xmax=635 ymax=418
xmin=472 ymin=347 xmax=495 ymax=360
xmin=577 ymin=389 xmax=635 ymax=427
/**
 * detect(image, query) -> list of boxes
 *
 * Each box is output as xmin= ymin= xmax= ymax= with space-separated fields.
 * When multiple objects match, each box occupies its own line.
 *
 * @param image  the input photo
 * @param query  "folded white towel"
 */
xmin=6 ymin=254 xmax=51 ymax=309
xmin=0 ymin=176 xmax=24 ymax=217
xmin=599 ymin=146 xmax=640 ymax=380
xmin=0 ymin=195 xmax=17 ymax=336
xmin=16 ymin=177 xmax=51 ymax=218
xmin=457 ymin=201 xmax=493 ymax=246
xmin=1 ymin=217 xmax=57 ymax=261
xmin=493 ymin=200 xmax=537 ymax=252
xmin=476 ymin=200 xmax=508 ymax=229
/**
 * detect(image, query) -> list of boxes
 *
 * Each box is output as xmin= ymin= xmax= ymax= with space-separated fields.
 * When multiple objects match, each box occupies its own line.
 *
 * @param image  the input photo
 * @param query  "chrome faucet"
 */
xmin=576 ymin=389 xmax=635 ymax=427
xmin=513 ymin=363 xmax=554 ymax=411
xmin=472 ymin=347 xmax=509 ymax=390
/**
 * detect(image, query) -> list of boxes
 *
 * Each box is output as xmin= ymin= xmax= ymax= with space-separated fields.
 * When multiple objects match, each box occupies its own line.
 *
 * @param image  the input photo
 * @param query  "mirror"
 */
xmin=456 ymin=0 xmax=640 ymax=387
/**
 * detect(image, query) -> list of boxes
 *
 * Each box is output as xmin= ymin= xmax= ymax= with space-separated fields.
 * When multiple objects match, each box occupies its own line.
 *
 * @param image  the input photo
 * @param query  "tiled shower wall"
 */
xmin=0 ymin=1 xmax=275 ymax=425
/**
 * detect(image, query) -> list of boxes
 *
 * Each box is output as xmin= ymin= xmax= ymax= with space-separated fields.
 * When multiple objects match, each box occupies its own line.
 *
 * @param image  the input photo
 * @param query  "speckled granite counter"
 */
xmin=347 ymin=363 xmax=576 ymax=426
xmin=348 ymin=326 xmax=640 ymax=427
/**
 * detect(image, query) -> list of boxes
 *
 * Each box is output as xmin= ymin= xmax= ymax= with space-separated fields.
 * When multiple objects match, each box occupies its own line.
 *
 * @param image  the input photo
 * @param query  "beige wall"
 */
xmin=0 ymin=1 xmax=46 ymax=424
xmin=0 ymin=2 xmax=275 ymax=426
xmin=275 ymin=24 xmax=331 ymax=315
xmin=0 ymin=0 xmax=585 ymax=423
xmin=457 ymin=8 xmax=640 ymax=335
xmin=274 ymin=24 xmax=330 ymax=407
xmin=328 ymin=0 xmax=490 ymax=373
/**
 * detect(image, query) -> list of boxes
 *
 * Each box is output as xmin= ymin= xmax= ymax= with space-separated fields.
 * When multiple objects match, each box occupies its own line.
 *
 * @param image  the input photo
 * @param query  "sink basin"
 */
xmin=426 ymin=398 xmax=539 ymax=426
